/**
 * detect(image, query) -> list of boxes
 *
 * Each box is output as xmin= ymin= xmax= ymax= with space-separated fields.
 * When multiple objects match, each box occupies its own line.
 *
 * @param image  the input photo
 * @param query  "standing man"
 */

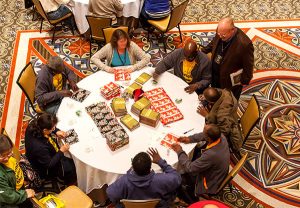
xmin=153 ymin=40 xmax=211 ymax=94
xmin=201 ymin=17 xmax=254 ymax=99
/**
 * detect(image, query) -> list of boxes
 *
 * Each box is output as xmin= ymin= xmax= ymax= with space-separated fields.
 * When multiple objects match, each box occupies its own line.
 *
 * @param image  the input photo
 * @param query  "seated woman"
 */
xmin=140 ymin=0 xmax=171 ymax=29
xmin=91 ymin=29 xmax=151 ymax=73
xmin=25 ymin=113 xmax=77 ymax=185
xmin=0 ymin=134 xmax=35 ymax=208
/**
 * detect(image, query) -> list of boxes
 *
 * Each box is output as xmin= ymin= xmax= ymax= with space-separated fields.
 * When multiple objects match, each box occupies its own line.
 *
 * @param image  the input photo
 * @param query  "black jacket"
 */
xmin=25 ymin=124 xmax=64 ymax=179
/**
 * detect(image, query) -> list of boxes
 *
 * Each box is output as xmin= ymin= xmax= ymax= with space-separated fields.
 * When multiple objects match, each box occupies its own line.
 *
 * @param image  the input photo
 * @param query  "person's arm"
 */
xmin=177 ymin=151 xmax=211 ymax=174
xmin=35 ymin=73 xmax=64 ymax=106
xmin=0 ymin=174 xmax=27 ymax=205
xmin=91 ymin=44 xmax=114 ymax=73
xmin=195 ymin=54 xmax=212 ymax=89
xmin=130 ymin=42 xmax=151 ymax=71
xmin=113 ymin=0 xmax=124 ymax=11
xmin=201 ymin=36 xmax=216 ymax=54
xmin=157 ymin=159 xmax=181 ymax=191
xmin=240 ymin=42 xmax=254 ymax=85
xmin=64 ymin=66 xmax=76 ymax=83
xmin=189 ymin=132 xmax=209 ymax=143
xmin=106 ymin=176 xmax=126 ymax=205
xmin=154 ymin=49 xmax=180 ymax=75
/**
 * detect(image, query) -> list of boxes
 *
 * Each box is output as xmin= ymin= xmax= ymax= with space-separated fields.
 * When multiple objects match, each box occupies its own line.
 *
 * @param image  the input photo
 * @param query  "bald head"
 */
xmin=203 ymin=87 xmax=221 ymax=103
xmin=217 ymin=17 xmax=236 ymax=41
xmin=183 ymin=40 xmax=198 ymax=62
xmin=203 ymin=124 xmax=221 ymax=141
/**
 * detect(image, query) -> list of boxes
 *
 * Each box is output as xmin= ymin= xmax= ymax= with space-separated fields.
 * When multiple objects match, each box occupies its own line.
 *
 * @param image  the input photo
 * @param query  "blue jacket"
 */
xmin=144 ymin=0 xmax=170 ymax=19
xmin=107 ymin=159 xmax=181 ymax=208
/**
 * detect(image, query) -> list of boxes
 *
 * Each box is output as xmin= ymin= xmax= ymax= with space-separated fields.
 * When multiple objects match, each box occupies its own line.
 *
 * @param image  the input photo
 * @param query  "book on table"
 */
xmin=139 ymin=109 xmax=160 ymax=128
xmin=111 ymin=97 xmax=127 ymax=117
xmin=120 ymin=114 xmax=140 ymax=131
xmin=100 ymin=82 xmax=120 ymax=100
xmin=124 ymin=82 xmax=142 ymax=97
xmin=131 ymin=97 xmax=151 ymax=116
xmin=135 ymin=72 xmax=152 ymax=85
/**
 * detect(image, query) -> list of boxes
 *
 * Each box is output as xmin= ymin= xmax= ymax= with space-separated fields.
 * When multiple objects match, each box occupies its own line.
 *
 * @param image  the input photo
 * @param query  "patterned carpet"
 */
xmin=1 ymin=0 xmax=300 ymax=208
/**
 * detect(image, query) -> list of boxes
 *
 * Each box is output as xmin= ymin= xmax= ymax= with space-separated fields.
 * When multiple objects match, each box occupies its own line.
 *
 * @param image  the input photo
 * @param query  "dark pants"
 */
xmin=47 ymin=5 xmax=75 ymax=29
xmin=19 ymin=198 xmax=33 ymax=208
xmin=231 ymin=85 xmax=243 ymax=100
xmin=140 ymin=6 xmax=167 ymax=29
xmin=177 ymin=173 xmax=198 ymax=204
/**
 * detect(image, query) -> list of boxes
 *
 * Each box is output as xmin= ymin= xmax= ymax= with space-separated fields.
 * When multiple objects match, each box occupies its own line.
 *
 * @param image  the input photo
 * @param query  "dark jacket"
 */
xmin=155 ymin=48 xmax=211 ymax=90
xmin=144 ymin=0 xmax=170 ymax=19
xmin=24 ymin=124 xmax=64 ymax=179
xmin=202 ymin=28 xmax=254 ymax=90
xmin=35 ymin=64 xmax=76 ymax=110
xmin=107 ymin=159 xmax=181 ymax=208
xmin=206 ymin=89 xmax=242 ymax=150
xmin=0 ymin=164 xmax=27 ymax=207
xmin=177 ymin=134 xmax=230 ymax=196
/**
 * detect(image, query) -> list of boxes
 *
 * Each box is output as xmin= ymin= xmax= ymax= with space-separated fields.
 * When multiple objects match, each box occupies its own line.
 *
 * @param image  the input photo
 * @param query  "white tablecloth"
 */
xmin=70 ymin=0 xmax=144 ymax=34
xmin=56 ymin=67 xmax=205 ymax=193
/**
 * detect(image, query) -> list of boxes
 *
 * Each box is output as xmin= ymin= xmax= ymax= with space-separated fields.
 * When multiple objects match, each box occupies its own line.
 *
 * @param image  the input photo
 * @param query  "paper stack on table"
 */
xmin=135 ymin=72 xmax=152 ymax=85
xmin=139 ymin=109 xmax=160 ymax=128
xmin=144 ymin=88 xmax=184 ymax=125
xmin=124 ymin=82 xmax=142 ymax=97
xmin=111 ymin=97 xmax=127 ymax=117
xmin=160 ymin=133 xmax=179 ymax=149
xmin=114 ymin=69 xmax=131 ymax=81
xmin=71 ymin=88 xmax=91 ymax=102
xmin=100 ymin=82 xmax=121 ymax=100
xmin=86 ymin=102 xmax=129 ymax=151
xmin=120 ymin=114 xmax=140 ymax=131
xmin=131 ymin=97 xmax=151 ymax=116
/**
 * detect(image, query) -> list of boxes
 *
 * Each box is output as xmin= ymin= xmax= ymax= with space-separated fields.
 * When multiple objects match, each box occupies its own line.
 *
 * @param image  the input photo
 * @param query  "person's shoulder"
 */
xmin=236 ymin=28 xmax=252 ymax=45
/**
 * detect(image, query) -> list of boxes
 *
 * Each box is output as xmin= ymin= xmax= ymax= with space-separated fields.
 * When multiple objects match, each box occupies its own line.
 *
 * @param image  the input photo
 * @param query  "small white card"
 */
xmin=230 ymin=69 xmax=243 ymax=86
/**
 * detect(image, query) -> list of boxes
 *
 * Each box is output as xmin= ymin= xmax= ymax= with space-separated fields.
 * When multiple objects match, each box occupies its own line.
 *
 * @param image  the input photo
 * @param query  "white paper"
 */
xmin=230 ymin=69 xmax=243 ymax=86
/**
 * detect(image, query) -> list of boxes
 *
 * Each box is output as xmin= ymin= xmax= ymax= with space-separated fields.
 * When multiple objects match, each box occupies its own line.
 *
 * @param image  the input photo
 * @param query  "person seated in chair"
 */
xmin=0 ymin=134 xmax=36 ymax=208
xmin=171 ymin=124 xmax=230 ymax=204
xmin=25 ymin=113 xmax=77 ymax=185
xmin=39 ymin=0 xmax=75 ymax=27
xmin=140 ymin=0 xmax=171 ymax=29
xmin=153 ymin=40 xmax=211 ymax=94
xmin=88 ymin=0 xmax=123 ymax=25
xmin=106 ymin=149 xmax=181 ymax=208
xmin=197 ymin=87 xmax=242 ymax=151
xmin=35 ymin=55 xmax=78 ymax=115
xmin=91 ymin=29 xmax=150 ymax=73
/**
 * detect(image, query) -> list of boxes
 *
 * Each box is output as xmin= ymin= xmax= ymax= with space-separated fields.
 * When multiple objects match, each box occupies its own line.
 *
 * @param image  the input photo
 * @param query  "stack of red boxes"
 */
xmin=100 ymin=82 xmax=121 ymax=100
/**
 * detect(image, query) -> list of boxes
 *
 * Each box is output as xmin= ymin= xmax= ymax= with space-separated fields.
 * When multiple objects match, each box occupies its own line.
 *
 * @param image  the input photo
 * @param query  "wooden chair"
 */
xmin=0 ymin=128 xmax=21 ymax=163
xmin=239 ymin=95 xmax=260 ymax=146
xmin=31 ymin=0 xmax=75 ymax=43
xmin=57 ymin=185 xmax=93 ymax=208
xmin=103 ymin=26 xmax=129 ymax=44
xmin=120 ymin=199 xmax=160 ymax=208
xmin=16 ymin=62 xmax=43 ymax=114
xmin=147 ymin=0 xmax=189 ymax=52
xmin=86 ymin=15 xmax=112 ymax=55
xmin=31 ymin=197 xmax=46 ymax=208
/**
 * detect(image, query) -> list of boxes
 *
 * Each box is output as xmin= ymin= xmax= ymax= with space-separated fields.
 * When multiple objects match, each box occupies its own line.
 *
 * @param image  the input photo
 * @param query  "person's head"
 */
xmin=203 ymin=124 xmax=221 ymax=142
xmin=36 ymin=113 xmax=58 ymax=136
xmin=203 ymin=87 xmax=221 ymax=104
xmin=132 ymin=152 xmax=152 ymax=176
xmin=217 ymin=17 xmax=236 ymax=41
xmin=47 ymin=56 xmax=65 ymax=74
xmin=110 ymin=29 xmax=131 ymax=50
xmin=183 ymin=40 xmax=198 ymax=62
xmin=0 ymin=134 xmax=14 ymax=163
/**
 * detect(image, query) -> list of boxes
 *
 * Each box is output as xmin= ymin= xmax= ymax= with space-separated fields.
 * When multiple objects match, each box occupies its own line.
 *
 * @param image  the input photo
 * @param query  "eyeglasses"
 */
xmin=0 ymin=150 xmax=13 ymax=160
xmin=217 ymin=28 xmax=234 ymax=38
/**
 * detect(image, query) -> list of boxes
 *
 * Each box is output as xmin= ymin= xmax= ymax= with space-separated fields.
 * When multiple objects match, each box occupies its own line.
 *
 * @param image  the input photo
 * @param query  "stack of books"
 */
xmin=120 ymin=114 xmax=140 ymax=131
xmin=131 ymin=97 xmax=151 ymax=116
xmin=111 ymin=97 xmax=127 ymax=117
xmin=124 ymin=82 xmax=142 ymax=98
xmin=114 ymin=69 xmax=131 ymax=81
xmin=135 ymin=72 xmax=151 ymax=85
xmin=139 ymin=109 xmax=160 ymax=128
xmin=100 ymin=82 xmax=120 ymax=100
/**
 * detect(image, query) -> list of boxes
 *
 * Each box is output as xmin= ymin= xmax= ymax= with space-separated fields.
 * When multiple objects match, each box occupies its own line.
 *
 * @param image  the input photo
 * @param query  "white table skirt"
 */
xmin=70 ymin=0 xmax=144 ymax=34
xmin=56 ymin=67 xmax=205 ymax=193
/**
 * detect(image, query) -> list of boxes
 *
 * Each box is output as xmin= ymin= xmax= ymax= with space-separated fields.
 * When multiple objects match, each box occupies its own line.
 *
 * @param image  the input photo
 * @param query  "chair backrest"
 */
xmin=57 ymin=185 xmax=93 ymax=208
xmin=216 ymin=152 xmax=248 ymax=194
xmin=167 ymin=0 xmax=189 ymax=31
xmin=86 ymin=15 xmax=112 ymax=41
xmin=31 ymin=0 xmax=48 ymax=20
xmin=16 ymin=62 xmax=37 ymax=110
xmin=240 ymin=95 xmax=260 ymax=140
xmin=103 ymin=26 xmax=129 ymax=44
xmin=120 ymin=199 xmax=160 ymax=208
xmin=31 ymin=197 xmax=46 ymax=208
xmin=0 ymin=128 xmax=21 ymax=163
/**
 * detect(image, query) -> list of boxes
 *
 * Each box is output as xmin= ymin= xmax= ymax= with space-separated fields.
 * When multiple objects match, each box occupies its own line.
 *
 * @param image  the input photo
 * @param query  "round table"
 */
xmin=56 ymin=67 xmax=205 ymax=193
xmin=69 ymin=0 xmax=144 ymax=34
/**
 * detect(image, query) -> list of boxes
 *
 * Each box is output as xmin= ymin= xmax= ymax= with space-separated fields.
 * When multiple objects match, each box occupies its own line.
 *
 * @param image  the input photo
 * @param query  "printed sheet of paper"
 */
xmin=160 ymin=133 xmax=179 ymax=149
xmin=71 ymin=88 xmax=91 ymax=102
xmin=64 ymin=129 xmax=79 ymax=145
xmin=230 ymin=69 xmax=243 ymax=86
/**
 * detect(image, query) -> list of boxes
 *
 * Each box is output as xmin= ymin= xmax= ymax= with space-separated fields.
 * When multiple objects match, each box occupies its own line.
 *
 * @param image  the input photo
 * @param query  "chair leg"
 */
xmin=161 ymin=32 xmax=167 ymax=52
xmin=178 ymin=24 xmax=183 ymax=42
xmin=90 ymin=38 xmax=92 ymax=56
xmin=52 ymin=25 xmax=56 ymax=44
xmin=228 ymin=182 xmax=233 ymax=192
xmin=40 ymin=19 xmax=43 ymax=33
